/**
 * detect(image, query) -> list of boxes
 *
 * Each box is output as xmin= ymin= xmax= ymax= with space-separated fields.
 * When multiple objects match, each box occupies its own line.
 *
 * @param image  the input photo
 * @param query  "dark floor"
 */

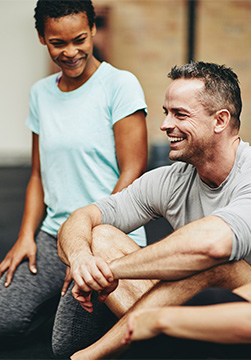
xmin=0 ymin=166 xmax=172 ymax=359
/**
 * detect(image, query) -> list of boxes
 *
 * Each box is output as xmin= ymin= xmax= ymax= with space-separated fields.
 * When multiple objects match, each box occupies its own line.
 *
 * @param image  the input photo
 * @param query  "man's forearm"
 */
xmin=110 ymin=216 xmax=232 ymax=281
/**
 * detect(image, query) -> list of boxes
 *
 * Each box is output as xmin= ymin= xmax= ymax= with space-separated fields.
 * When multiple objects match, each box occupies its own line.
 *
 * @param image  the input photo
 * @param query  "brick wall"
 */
xmin=93 ymin=0 xmax=251 ymax=145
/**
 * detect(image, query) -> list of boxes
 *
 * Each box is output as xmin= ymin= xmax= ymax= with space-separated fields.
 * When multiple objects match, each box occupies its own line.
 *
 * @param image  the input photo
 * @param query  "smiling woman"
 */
xmin=39 ymin=12 xmax=98 ymax=91
xmin=0 ymin=0 xmax=148 ymax=358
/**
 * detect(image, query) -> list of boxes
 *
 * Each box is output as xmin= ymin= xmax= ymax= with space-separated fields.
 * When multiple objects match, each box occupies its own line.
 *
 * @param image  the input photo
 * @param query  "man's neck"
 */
xmin=197 ymin=137 xmax=240 ymax=188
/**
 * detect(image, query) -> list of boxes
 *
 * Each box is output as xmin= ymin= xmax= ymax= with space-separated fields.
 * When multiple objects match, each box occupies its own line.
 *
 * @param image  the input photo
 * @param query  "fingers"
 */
xmin=28 ymin=253 xmax=37 ymax=275
xmin=0 ymin=257 xmax=22 ymax=287
xmin=98 ymin=279 xmax=119 ymax=303
xmin=72 ymin=283 xmax=94 ymax=313
xmin=4 ymin=264 xmax=18 ymax=287
xmin=0 ymin=259 xmax=10 ymax=279
xmin=61 ymin=266 xmax=72 ymax=296
xmin=72 ymin=256 xmax=114 ymax=293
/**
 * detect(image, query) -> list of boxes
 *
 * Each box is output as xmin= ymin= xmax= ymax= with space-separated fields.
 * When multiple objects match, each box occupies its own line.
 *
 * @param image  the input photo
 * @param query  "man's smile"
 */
xmin=167 ymin=136 xmax=185 ymax=143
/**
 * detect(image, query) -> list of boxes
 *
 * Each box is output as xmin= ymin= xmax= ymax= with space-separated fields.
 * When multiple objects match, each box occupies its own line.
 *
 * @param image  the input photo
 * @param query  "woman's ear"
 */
xmin=91 ymin=23 xmax=97 ymax=37
xmin=214 ymin=109 xmax=231 ymax=134
xmin=38 ymin=32 xmax=46 ymax=45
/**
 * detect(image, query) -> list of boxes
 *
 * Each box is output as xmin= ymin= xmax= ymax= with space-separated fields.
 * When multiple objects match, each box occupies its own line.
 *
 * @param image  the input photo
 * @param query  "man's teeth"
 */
xmin=168 ymin=136 xmax=184 ymax=143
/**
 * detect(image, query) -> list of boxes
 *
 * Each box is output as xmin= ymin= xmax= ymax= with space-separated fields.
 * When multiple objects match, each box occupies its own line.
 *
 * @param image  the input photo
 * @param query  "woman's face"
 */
xmin=39 ymin=12 xmax=96 ymax=82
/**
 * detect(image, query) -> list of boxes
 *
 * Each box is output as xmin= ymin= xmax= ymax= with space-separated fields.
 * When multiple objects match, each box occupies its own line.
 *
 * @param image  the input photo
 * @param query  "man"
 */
xmin=58 ymin=62 xmax=251 ymax=359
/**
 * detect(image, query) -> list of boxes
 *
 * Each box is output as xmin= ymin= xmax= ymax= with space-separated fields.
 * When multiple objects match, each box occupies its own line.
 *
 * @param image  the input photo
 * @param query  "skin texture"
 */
xmin=57 ymin=78 xmax=250 ymax=359
xmin=0 ymin=11 xmax=147 ymax=297
xmin=123 ymin=281 xmax=251 ymax=346
xmin=123 ymin=299 xmax=251 ymax=345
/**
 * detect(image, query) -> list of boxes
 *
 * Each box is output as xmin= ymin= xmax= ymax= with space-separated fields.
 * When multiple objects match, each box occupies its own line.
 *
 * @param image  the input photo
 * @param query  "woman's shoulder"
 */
xmin=30 ymin=73 xmax=59 ymax=94
xmin=98 ymin=62 xmax=140 ymax=86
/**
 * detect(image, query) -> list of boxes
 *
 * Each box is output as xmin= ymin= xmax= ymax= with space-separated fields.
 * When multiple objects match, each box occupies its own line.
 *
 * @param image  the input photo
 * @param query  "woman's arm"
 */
xmin=112 ymin=109 xmax=147 ymax=194
xmin=124 ymin=302 xmax=251 ymax=344
xmin=0 ymin=133 xmax=45 ymax=286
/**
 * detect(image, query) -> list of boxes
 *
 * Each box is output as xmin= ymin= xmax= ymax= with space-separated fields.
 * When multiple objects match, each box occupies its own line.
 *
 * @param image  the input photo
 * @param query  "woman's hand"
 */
xmin=61 ymin=266 xmax=72 ymax=296
xmin=0 ymin=236 xmax=37 ymax=287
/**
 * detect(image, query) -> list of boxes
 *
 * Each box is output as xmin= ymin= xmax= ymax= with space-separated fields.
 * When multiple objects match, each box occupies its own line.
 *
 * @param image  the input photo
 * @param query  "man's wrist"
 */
xmin=109 ymin=258 xmax=119 ymax=279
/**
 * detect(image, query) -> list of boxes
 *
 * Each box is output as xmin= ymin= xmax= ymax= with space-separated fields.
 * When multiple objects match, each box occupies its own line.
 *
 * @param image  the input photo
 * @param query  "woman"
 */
xmin=0 ymin=0 xmax=147 ymax=357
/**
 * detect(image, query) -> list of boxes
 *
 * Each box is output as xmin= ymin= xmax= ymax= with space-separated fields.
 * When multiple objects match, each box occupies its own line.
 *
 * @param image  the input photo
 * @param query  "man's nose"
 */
xmin=160 ymin=115 xmax=175 ymax=132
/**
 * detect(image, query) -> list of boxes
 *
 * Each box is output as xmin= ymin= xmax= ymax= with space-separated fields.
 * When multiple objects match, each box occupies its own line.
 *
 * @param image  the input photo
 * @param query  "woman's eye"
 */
xmin=75 ymin=38 xmax=86 ymax=44
xmin=52 ymin=43 xmax=64 ymax=48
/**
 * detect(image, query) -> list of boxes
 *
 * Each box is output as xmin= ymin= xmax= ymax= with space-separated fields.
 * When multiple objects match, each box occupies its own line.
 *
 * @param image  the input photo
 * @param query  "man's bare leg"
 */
xmin=91 ymin=225 xmax=158 ymax=317
xmin=71 ymin=225 xmax=251 ymax=359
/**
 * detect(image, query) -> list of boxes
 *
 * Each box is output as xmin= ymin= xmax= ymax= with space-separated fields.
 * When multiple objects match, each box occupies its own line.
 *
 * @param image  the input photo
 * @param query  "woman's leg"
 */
xmin=0 ymin=231 xmax=66 ymax=343
xmin=52 ymin=282 xmax=118 ymax=358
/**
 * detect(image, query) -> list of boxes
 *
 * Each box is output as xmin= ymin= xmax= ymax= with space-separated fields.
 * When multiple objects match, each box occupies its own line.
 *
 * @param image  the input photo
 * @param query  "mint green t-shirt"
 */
xmin=26 ymin=62 xmax=147 ymax=246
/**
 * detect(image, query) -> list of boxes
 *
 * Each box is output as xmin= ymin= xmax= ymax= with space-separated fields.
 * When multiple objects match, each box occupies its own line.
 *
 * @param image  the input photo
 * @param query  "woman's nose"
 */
xmin=63 ymin=44 xmax=78 ymax=57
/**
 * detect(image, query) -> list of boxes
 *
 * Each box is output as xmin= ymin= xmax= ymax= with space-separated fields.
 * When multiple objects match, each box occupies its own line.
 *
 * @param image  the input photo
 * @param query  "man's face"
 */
xmin=160 ymin=78 xmax=216 ymax=166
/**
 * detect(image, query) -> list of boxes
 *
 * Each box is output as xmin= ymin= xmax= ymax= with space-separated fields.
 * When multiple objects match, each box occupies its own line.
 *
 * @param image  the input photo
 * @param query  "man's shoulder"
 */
xmin=237 ymin=139 xmax=251 ymax=170
xmin=141 ymin=162 xmax=195 ymax=185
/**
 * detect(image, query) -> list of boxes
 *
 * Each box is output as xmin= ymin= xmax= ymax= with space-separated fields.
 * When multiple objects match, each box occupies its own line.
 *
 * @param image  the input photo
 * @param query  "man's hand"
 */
xmin=0 ymin=237 xmax=37 ymax=287
xmin=69 ymin=254 xmax=119 ymax=311
xmin=72 ymin=279 xmax=119 ymax=312
xmin=70 ymin=254 xmax=114 ymax=292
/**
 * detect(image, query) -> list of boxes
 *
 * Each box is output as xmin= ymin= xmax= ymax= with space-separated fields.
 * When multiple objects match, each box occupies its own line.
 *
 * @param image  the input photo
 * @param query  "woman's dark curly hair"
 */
xmin=34 ymin=0 xmax=96 ymax=38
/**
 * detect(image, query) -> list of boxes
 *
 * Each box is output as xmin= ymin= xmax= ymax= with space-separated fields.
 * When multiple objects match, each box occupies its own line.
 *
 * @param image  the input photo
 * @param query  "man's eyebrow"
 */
xmin=172 ymin=107 xmax=189 ymax=113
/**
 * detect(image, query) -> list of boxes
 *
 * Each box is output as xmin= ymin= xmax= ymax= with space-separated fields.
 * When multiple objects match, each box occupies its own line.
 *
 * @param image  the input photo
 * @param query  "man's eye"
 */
xmin=177 ymin=113 xmax=187 ymax=118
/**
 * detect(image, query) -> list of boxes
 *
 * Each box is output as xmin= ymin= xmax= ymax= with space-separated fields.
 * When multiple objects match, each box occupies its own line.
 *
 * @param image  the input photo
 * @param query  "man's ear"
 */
xmin=214 ymin=109 xmax=231 ymax=134
xmin=38 ymin=32 xmax=46 ymax=45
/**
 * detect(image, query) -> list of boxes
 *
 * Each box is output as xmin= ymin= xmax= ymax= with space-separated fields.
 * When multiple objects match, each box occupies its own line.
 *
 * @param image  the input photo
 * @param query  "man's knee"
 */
xmin=92 ymin=224 xmax=140 ymax=260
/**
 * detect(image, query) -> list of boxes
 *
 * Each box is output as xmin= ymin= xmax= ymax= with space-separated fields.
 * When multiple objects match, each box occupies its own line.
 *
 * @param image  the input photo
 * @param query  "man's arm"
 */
xmin=57 ymin=204 xmax=114 ymax=293
xmin=110 ymin=215 xmax=232 ymax=281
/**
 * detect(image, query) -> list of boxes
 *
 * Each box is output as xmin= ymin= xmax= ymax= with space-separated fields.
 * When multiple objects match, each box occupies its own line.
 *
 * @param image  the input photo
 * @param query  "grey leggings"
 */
xmin=0 ymin=230 xmax=117 ymax=358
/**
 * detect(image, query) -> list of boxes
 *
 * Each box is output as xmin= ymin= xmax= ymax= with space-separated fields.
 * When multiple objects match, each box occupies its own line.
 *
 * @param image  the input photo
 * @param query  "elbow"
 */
xmin=237 ymin=327 xmax=251 ymax=343
xmin=203 ymin=236 xmax=232 ymax=262
xmin=233 ymin=319 xmax=251 ymax=343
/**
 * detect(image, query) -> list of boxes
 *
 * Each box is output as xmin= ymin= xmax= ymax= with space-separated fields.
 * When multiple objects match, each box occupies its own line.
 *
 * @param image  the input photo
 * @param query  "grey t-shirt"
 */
xmin=94 ymin=140 xmax=251 ymax=261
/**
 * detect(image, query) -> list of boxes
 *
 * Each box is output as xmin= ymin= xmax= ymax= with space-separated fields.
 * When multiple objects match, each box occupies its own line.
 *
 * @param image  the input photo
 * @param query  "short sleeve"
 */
xmin=94 ymin=167 xmax=167 ymax=233
xmin=110 ymin=71 xmax=147 ymax=125
xmin=26 ymin=85 xmax=39 ymax=135
xmin=212 ymin=179 xmax=251 ymax=261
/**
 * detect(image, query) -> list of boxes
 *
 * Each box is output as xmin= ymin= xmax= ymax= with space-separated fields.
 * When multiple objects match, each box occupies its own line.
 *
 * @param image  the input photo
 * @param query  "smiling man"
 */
xmin=58 ymin=62 xmax=251 ymax=359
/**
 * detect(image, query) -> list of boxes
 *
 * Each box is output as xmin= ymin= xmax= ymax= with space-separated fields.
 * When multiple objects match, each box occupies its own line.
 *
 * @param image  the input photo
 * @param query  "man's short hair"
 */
xmin=34 ymin=0 xmax=96 ymax=38
xmin=168 ymin=62 xmax=242 ymax=130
